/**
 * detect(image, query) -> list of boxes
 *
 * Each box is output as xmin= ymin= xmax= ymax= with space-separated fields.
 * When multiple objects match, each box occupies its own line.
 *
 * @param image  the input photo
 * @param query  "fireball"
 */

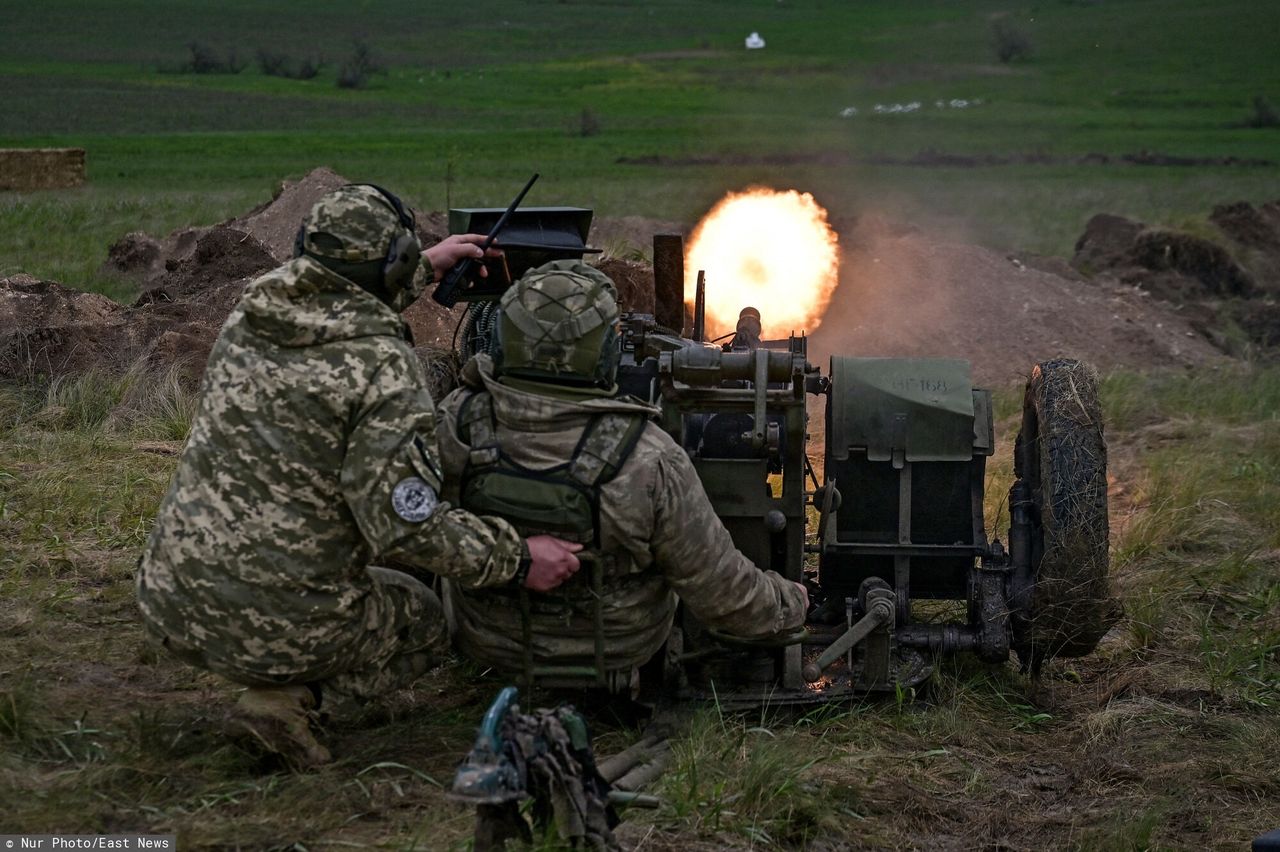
xmin=685 ymin=188 xmax=840 ymax=339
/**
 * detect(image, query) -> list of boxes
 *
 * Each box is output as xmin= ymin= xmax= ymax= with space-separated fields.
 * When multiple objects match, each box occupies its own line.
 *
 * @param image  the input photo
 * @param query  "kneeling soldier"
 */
xmin=137 ymin=185 xmax=580 ymax=768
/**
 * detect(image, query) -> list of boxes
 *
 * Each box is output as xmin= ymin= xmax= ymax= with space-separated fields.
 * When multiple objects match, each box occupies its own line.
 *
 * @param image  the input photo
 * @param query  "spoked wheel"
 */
xmin=1011 ymin=359 xmax=1119 ymax=671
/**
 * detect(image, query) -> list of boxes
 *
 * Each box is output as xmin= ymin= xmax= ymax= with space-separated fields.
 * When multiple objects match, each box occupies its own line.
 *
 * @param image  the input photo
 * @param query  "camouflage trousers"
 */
xmin=145 ymin=566 xmax=449 ymax=701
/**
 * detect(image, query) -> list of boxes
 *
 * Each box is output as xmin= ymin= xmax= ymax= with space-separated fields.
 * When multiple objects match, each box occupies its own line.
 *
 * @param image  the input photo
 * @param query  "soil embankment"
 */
xmin=810 ymin=217 xmax=1225 ymax=386
xmin=1068 ymin=203 xmax=1280 ymax=352
xmin=0 ymin=168 xmax=670 ymax=380
xmin=2 ymin=168 xmax=1276 ymax=388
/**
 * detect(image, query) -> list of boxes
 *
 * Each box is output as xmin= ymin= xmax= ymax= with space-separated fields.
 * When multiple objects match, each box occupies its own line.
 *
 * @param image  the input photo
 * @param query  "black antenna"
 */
xmin=433 ymin=172 xmax=539 ymax=307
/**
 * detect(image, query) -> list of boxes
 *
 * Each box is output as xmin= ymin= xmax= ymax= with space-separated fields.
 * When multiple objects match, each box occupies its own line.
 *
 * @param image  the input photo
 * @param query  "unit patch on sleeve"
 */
xmin=392 ymin=476 xmax=438 ymax=523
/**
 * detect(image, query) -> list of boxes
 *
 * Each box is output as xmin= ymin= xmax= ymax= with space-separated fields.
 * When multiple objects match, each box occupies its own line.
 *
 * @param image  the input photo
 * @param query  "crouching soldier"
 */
xmin=136 ymin=185 xmax=581 ymax=768
xmin=436 ymin=260 xmax=808 ymax=690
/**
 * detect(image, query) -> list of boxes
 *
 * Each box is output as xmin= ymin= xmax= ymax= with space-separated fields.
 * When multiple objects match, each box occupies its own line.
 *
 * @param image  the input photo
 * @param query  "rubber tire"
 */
xmin=1013 ymin=359 xmax=1116 ymax=669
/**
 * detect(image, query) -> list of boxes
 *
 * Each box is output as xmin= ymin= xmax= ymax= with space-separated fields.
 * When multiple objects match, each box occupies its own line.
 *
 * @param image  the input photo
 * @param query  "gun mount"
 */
xmin=442 ymin=219 xmax=1114 ymax=706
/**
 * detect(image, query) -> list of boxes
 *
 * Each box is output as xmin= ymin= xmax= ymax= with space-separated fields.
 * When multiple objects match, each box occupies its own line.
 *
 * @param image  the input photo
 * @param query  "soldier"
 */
xmin=136 ymin=184 xmax=581 ymax=769
xmin=435 ymin=260 xmax=809 ymax=688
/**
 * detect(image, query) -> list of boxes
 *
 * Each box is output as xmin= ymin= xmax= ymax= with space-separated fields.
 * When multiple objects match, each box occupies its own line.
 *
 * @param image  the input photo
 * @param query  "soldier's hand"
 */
xmin=424 ymin=234 xmax=504 ymax=282
xmin=523 ymin=535 xmax=584 ymax=592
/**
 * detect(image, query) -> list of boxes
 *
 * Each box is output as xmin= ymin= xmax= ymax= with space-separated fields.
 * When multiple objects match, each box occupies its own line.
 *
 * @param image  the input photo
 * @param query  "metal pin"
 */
xmin=845 ymin=596 xmax=855 ymax=681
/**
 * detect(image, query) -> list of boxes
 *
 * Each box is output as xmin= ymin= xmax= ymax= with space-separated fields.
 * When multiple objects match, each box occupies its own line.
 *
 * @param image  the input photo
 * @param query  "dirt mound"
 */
xmin=104 ymin=232 xmax=164 ymax=278
xmin=1068 ymin=203 xmax=1280 ymax=356
xmin=596 ymin=258 xmax=655 ymax=314
xmin=5 ymin=177 xmax=310 ymax=382
xmin=1210 ymin=200 xmax=1280 ymax=252
xmin=1 ymin=274 xmax=125 ymax=376
xmin=590 ymin=216 xmax=685 ymax=256
xmin=0 ymin=274 xmax=214 ymax=379
xmin=0 ymin=273 xmax=122 ymax=329
xmin=1071 ymin=214 xmax=1257 ymax=301
xmin=1209 ymin=200 xmax=1280 ymax=295
xmin=1071 ymin=214 xmax=1143 ymax=275
xmin=1128 ymin=229 xmax=1256 ymax=298
xmin=810 ymin=220 xmax=1224 ymax=386
xmin=11 ymin=170 xmax=358 ymax=381
xmin=227 ymin=168 xmax=451 ymax=264
xmin=230 ymin=167 xmax=349 ymax=261
xmin=137 ymin=226 xmax=275 ymax=305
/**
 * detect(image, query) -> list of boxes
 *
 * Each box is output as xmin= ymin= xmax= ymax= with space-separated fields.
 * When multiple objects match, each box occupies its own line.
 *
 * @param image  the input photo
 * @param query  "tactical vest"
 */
xmin=454 ymin=390 xmax=658 ymax=688
xmin=456 ymin=390 xmax=647 ymax=548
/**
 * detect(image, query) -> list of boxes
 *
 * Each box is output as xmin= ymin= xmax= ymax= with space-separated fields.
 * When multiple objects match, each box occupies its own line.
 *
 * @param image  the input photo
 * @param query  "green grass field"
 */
xmin=2 ymin=365 xmax=1278 ymax=847
xmin=3 ymin=2 xmax=1280 ymax=848
xmin=2 ymin=0 xmax=1279 ymax=292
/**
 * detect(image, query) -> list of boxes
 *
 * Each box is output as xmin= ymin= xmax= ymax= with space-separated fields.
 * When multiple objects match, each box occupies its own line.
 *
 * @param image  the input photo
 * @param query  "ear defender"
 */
xmin=359 ymin=183 xmax=421 ymax=292
xmin=381 ymin=227 xmax=422 ymax=292
xmin=293 ymin=225 xmax=307 ymax=259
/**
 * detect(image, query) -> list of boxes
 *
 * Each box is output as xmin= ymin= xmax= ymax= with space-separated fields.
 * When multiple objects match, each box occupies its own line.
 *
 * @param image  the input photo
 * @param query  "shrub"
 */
xmin=256 ymin=48 xmax=288 ymax=77
xmin=256 ymin=49 xmax=324 ymax=80
xmin=991 ymin=20 xmax=1033 ymax=64
xmin=1247 ymin=95 xmax=1279 ymax=129
xmin=336 ymin=40 xmax=385 ymax=90
xmin=181 ymin=41 xmax=245 ymax=74
xmin=293 ymin=57 xmax=322 ymax=80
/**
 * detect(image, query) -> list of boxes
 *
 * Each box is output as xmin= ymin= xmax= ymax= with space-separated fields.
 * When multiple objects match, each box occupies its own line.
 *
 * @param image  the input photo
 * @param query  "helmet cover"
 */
xmin=495 ymin=259 xmax=620 ymax=388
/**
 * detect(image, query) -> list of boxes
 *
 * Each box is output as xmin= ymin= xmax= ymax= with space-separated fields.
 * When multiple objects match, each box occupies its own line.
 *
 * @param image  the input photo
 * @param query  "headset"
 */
xmin=294 ymin=183 xmax=421 ymax=294
xmin=362 ymin=183 xmax=420 ymax=291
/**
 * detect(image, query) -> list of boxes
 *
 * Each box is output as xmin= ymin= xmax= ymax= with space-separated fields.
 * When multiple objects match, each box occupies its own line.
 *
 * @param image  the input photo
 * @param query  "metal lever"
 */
xmin=802 ymin=588 xmax=896 ymax=683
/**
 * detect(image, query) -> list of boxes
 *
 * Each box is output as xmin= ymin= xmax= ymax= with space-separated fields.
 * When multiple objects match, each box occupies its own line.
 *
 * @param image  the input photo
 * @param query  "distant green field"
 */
xmin=2 ymin=0 xmax=1278 ymax=295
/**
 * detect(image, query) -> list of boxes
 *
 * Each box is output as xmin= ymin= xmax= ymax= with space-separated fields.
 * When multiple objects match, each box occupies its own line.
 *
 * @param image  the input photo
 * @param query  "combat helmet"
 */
xmin=295 ymin=184 xmax=423 ymax=311
xmin=494 ymin=259 xmax=620 ymax=391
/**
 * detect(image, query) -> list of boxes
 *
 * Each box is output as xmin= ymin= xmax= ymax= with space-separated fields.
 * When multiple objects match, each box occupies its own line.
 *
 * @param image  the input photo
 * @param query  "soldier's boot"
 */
xmin=230 ymin=684 xmax=332 ymax=770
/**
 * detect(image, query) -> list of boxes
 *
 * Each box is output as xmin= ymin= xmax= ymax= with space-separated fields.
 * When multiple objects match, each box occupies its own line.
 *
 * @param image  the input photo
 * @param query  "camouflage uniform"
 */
xmin=137 ymin=188 xmax=523 ymax=701
xmin=436 ymin=262 xmax=806 ymax=676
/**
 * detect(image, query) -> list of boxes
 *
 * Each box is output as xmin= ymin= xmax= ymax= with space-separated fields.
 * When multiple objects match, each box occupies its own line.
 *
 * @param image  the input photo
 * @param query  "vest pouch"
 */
xmin=462 ymin=469 xmax=596 ymax=539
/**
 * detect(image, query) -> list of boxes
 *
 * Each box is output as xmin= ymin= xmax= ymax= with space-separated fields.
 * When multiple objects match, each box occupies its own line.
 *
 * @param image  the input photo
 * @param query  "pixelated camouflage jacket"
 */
xmin=136 ymin=257 xmax=523 ymax=681
xmin=436 ymin=354 xmax=807 ymax=673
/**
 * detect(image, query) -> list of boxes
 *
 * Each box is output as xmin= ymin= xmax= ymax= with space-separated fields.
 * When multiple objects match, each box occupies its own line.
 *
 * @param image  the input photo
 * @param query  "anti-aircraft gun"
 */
xmin=437 ymin=205 xmax=1115 ymax=706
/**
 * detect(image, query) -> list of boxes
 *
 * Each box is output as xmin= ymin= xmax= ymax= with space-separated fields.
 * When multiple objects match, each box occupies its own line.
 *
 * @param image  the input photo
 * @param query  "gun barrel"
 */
xmin=730 ymin=306 xmax=762 ymax=350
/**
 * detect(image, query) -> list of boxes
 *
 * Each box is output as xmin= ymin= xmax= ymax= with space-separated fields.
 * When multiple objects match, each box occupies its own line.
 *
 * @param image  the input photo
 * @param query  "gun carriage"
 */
xmin=438 ymin=200 xmax=1113 ymax=707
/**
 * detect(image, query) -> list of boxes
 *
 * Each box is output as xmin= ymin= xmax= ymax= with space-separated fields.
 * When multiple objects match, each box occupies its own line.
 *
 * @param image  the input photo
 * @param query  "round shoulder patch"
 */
xmin=392 ymin=477 xmax=438 ymax=523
